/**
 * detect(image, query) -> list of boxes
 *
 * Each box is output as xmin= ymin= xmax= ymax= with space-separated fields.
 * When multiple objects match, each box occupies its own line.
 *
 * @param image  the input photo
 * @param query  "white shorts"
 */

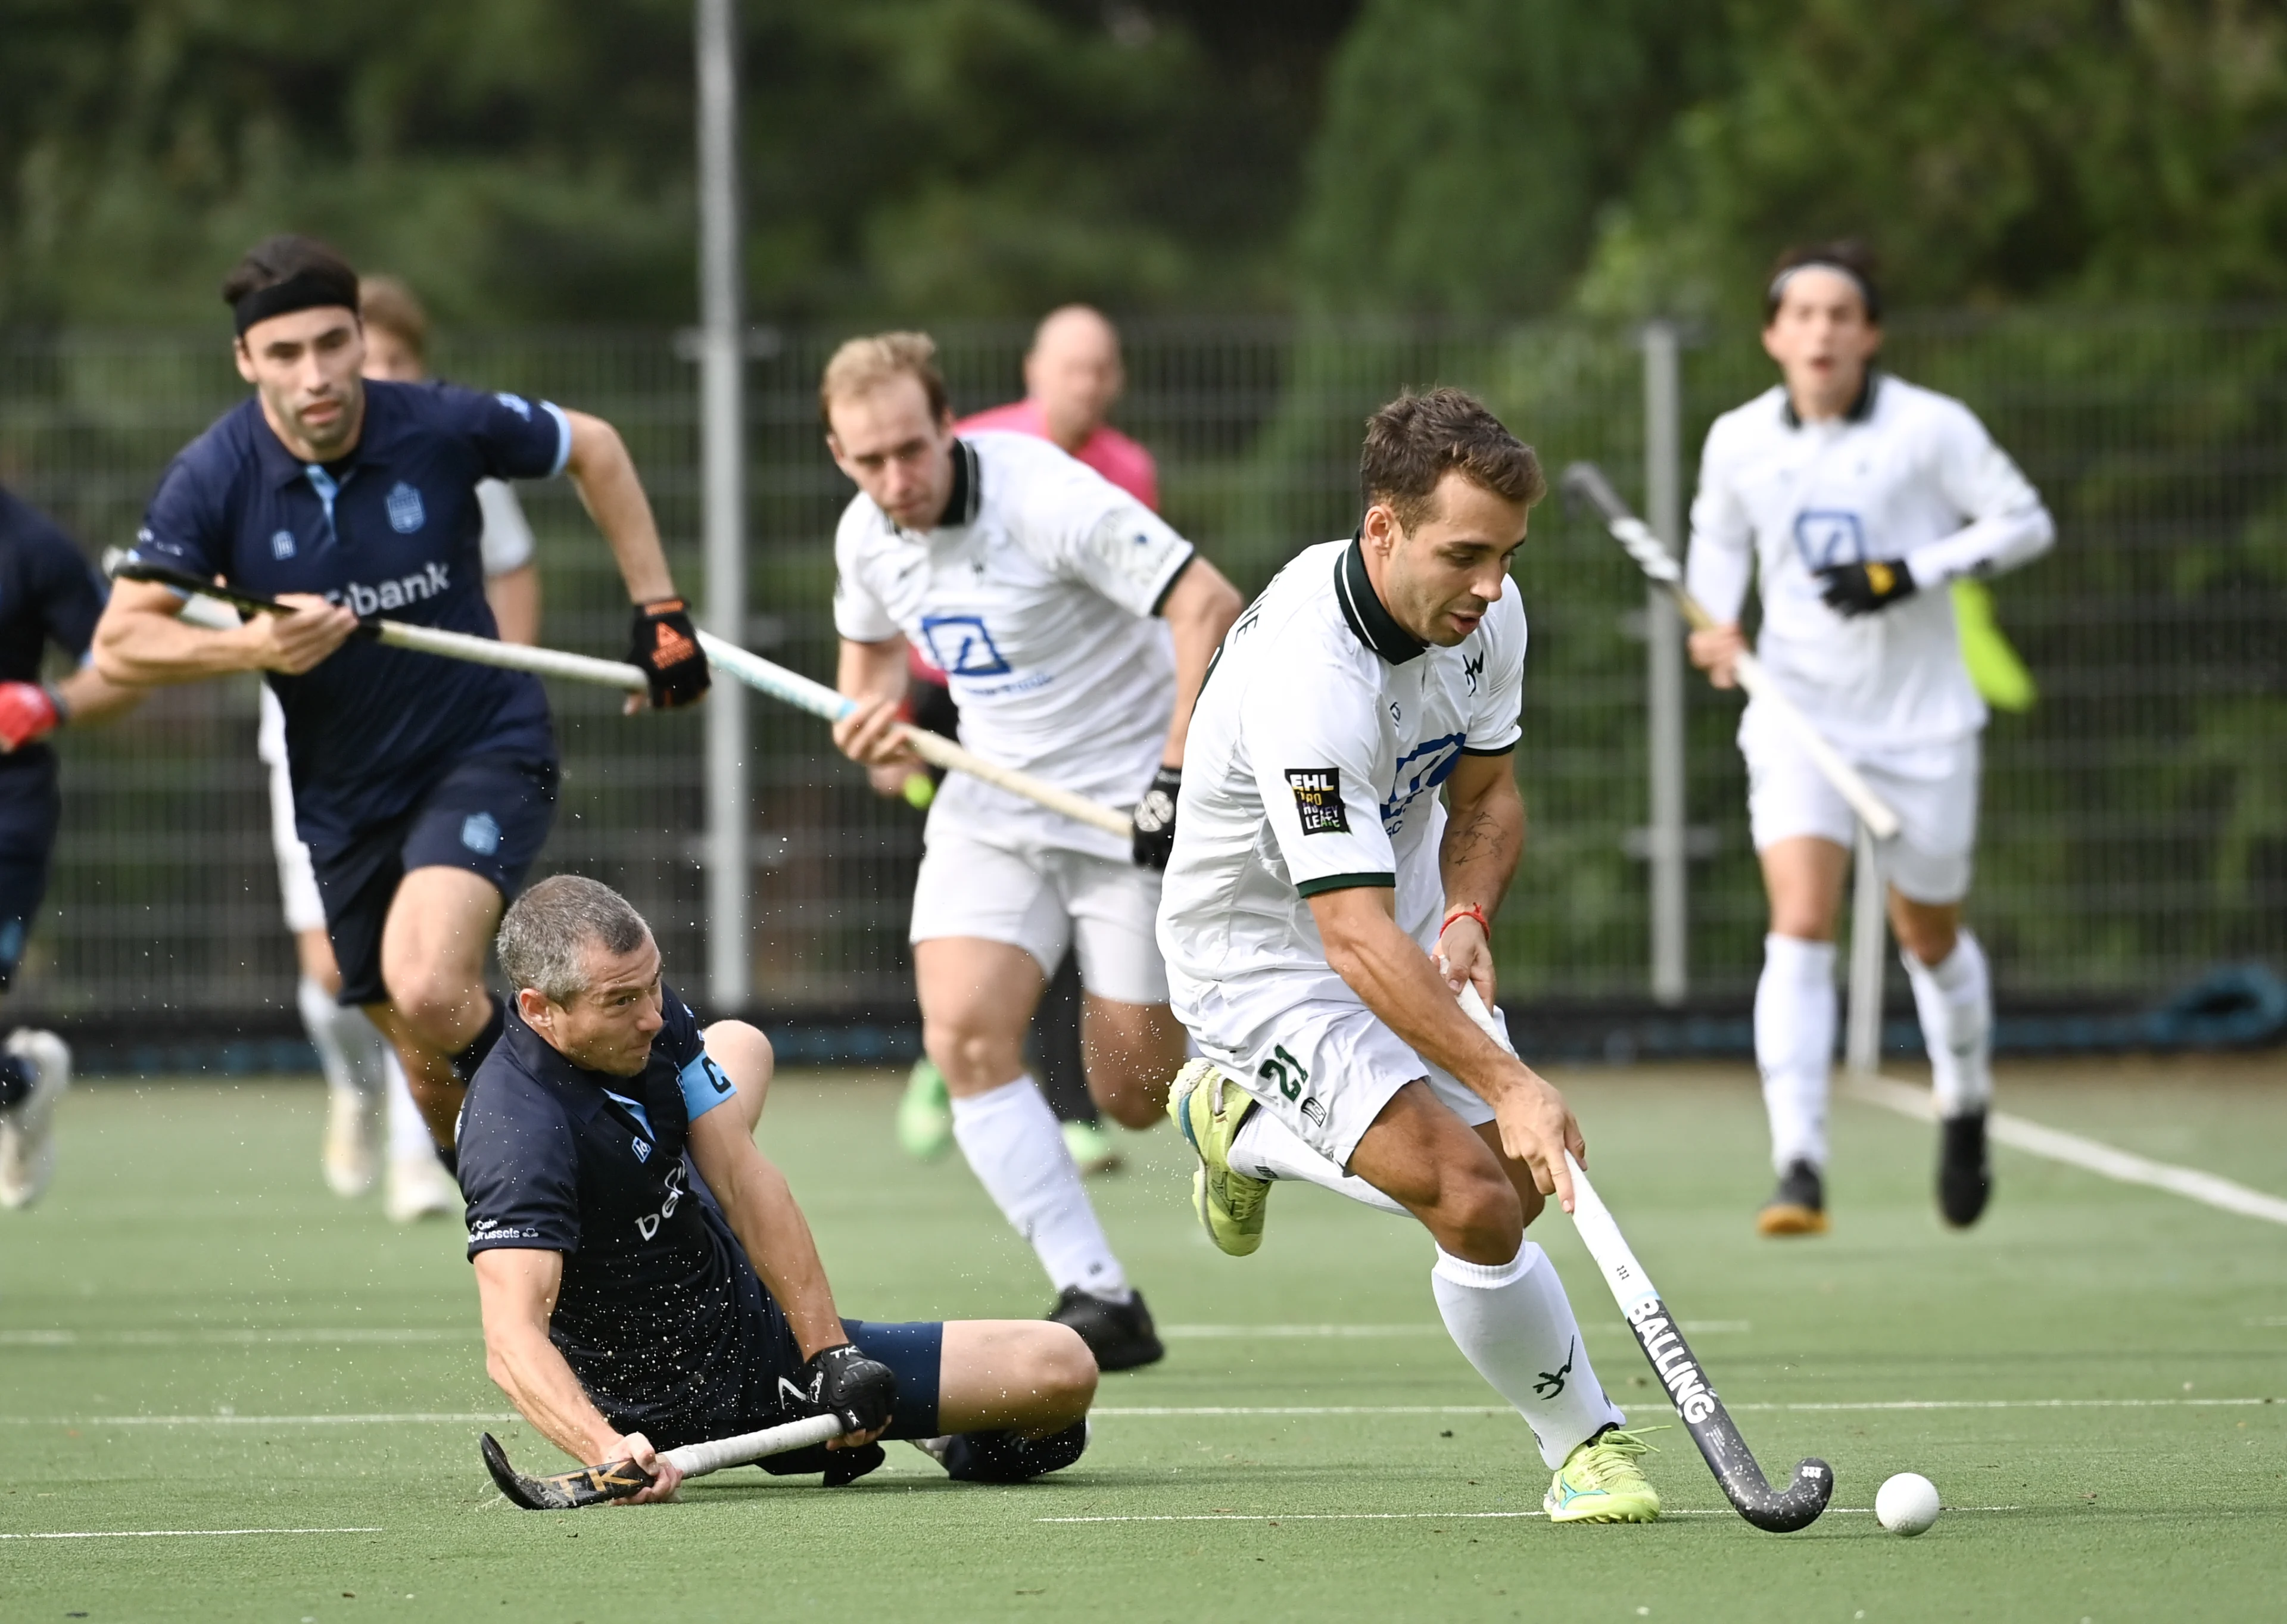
xmin=909 ymin=825 xmax=1169 ymax=1006
xmin=258 ymin=688 xmax=326 ymax=934
xmin=1743 ymin=712 xmax=1980 ymax=905
xmin=1190 ymin=993 xmax=1494 ymax=1171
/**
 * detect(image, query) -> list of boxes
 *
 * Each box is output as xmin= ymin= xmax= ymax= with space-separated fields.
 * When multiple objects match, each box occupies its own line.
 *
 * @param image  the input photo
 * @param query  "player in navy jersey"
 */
xmin=93 ymin=235 xmax=709 ymax=1167
xmin=465 ymin=876 xmax=1094 ymax=1495
xmin=0 ymin=487 xmax=144 ymax=1208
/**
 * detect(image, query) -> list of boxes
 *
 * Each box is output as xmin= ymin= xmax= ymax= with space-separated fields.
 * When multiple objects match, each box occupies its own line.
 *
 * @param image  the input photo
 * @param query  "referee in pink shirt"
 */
xmin=892 ymin=307 xmax=1160 ymax=1178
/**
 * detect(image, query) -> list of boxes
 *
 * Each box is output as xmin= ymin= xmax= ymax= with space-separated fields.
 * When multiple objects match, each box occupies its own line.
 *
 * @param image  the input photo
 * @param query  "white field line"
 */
xmin=0 ymin=1328 xmax=463 ymax=1347
xmin=0 ymin=1527 xmax=381 ymax=1540
xmin=0 ymin=1413 xmax=514 ymax=1426
xmin=1159 ymin=1321 xmax=1747 ymax=1339
xmin=1844 ymin=1072 xmax=2287 ymax=1226
xmin=1038 ymin=1507 xmax=2020 ymax=1524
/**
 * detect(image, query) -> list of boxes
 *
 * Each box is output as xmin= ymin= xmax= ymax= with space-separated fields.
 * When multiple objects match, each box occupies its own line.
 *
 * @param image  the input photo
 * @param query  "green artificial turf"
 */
xmin=2 ymin=1057 xmax=2283 ymax=1622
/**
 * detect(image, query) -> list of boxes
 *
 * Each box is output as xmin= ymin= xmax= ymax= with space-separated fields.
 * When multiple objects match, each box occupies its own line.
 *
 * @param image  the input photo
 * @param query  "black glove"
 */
xmin=1132 ymin=765 xmax=1181 ymax=871
xmin=799 ymin=1343 xmax=898 ymax=1437
xmin=1815 ymin=558 xmax=1917 ymax=618
xmin=626 ymin=597 xmax=711 ymax=709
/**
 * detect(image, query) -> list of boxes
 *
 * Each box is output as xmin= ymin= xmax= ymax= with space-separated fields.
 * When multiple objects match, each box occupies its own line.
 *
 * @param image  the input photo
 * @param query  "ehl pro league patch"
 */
xmin=1285 ymin=768 xmax=1349 ymax=834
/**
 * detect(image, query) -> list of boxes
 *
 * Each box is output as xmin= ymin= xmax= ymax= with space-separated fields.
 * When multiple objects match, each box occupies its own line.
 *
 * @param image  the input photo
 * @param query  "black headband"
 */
xmin=231 ymin=267 xmax=361 ymax=337
xmin=1767 ymin=261 xmax=1880 ymax=320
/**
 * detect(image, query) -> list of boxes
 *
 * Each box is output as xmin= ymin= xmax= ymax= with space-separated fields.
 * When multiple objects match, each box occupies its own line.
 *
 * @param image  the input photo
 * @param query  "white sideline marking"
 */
xmin=1090 ymin=1397 xmax=2279 ymax=1418
xmin=1038 ymin=1507 xmax=2020 ymax=1524
xmin=0 ymin=1413 xmax=513 ymax=1426
xmin=0 ymin=1527 xmax=381 ymax=1541
xmin=0 ymin=1328 xmax=462 ymax=1347
xmin=1844 ymin=1073 xmax=2287 ymax=1226
xmin=1160 ymin=1321 xmax=1747 ymax=1339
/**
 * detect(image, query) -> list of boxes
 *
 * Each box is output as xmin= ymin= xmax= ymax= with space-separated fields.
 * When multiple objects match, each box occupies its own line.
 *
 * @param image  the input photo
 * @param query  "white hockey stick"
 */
xmin=1454 ymin=985 xmax=1834 ymax=1531
xmin=697 ymin=631 xmax=1132 ymax=840
xmin=481 ymin=1413 xmax=844 ymax=1508
xmin=1560 ymin=463 xmax=1900 ymax=841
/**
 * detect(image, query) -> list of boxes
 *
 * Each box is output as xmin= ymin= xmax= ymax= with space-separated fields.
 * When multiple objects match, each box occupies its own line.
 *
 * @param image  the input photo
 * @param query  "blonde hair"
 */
xmin=820 ymin=331 xmax=949 ymax=428
xmin=358 ymin=275 xmax=429 ymax=359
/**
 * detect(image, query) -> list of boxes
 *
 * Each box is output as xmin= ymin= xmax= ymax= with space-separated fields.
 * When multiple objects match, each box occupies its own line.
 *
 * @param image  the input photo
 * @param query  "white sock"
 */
xmin=1903 ymin=931 xmax=1993 ymax=1117
xmin=1229 ymin=1104 xmax=1409 ymax=1217
xmin=299 ymin=975 xmax=387 ymax=1101
xmin=1756 ymin=933 xmax=1836 ymax=1173
xmin=1431 ymin=1242 xmax=1626 ymax=1469
xmin=382 ymin=1049 xmax=437 ymax=1159
xmin=950 ymin=1076 xmax=1129 ymax=1301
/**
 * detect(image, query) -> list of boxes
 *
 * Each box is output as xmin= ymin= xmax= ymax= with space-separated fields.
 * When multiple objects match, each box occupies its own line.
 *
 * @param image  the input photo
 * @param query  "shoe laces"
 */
xmin=1567 ymin=1425 xmax=1663 ymax=1483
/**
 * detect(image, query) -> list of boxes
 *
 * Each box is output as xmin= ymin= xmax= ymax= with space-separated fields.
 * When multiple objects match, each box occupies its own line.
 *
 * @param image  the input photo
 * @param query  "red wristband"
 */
xmin=1439 ymin=904 xmax=1490 ymax=939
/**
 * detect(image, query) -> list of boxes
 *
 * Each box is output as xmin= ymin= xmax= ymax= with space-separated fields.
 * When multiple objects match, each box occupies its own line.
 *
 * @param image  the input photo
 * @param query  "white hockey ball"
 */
xmin=1875 ymin=1472 xmax=1941 ymax=1536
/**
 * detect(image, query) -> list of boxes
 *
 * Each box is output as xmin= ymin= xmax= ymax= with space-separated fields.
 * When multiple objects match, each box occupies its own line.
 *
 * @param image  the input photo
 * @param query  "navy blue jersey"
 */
xmin=132 ymin=379 xmax=567 ymax=851
xmin=459 ymin=987 xmax=800 ymax=1442
xmin=0 ymin=484 xmax=107 ymax=787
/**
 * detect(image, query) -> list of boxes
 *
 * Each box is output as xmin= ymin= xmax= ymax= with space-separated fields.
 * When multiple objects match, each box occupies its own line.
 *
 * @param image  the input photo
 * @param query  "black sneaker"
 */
xmin=1048 ymin=1286 xmax=1164 ymax=1371
xmin=1938 ymin=1111 xmax=1992 ymax=1228
xmin=1756 ymin=1158 xmax=1830 ymax=1236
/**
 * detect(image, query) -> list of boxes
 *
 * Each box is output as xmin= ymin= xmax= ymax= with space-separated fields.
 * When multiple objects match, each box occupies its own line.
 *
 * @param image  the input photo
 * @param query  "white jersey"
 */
xmin=833 ymin=431 xmax=1195 ymax=859
xmin=1157 ymin=537 xmax=1526 ymax=1016
xmin=1686 ymin=372 xmax=2052 ymax=749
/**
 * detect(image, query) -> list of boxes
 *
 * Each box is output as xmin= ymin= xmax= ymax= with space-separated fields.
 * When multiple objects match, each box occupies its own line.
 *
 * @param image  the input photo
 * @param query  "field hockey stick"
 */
xmin=696 ymin=631 xmax=1132 ymax=840
xmin=1457 ymin=984 xmax=1836 ymax=1532
xmin=1560 ymin=462 xmax=1901 ymax=842
xmin=111 ymin=557 xmax=651 ymax=694
xmin=480 ymin=1412 xmax=845 ymax=1510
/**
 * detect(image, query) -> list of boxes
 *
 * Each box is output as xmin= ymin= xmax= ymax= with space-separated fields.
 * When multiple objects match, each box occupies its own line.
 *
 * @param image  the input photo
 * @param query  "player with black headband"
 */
xmin=94 ymin=235 xmax=709 ymax=1170
xmin=1685 ymin=242 xmax=2053 ymax=1235
xmin=463 ymin=875 xmax=1095 ymax=1497
xmin=0 ymin=488 xmax=142 ymax=1209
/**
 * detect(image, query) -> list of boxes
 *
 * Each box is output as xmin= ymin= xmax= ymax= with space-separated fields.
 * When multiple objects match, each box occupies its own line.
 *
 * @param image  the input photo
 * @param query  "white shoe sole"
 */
xmin=0 ymin=1029 xmax=71 ymax=1211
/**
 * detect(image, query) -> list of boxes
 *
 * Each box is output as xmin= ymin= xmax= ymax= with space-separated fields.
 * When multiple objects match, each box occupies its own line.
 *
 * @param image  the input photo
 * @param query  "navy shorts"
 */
xmin=840 ymin=1318 xmax=945 ymax=1440
xmin=0 ymin=763 xmax=60 ymax=993
xmin=310 ymin=753 xmax=557 ymax=1007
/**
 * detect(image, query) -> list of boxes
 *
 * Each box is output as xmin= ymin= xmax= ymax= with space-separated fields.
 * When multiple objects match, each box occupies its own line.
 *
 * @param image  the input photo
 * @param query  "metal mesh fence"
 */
xmin=0 ymin=311 xmax=2280 ymax=1029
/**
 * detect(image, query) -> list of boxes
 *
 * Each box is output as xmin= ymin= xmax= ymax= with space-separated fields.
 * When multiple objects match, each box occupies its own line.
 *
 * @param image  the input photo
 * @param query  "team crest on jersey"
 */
xmin=1793 ymin=510 xmax=1867 ymax=570
xmin=461 ymin=812 xmax=501 ymax=855
xmin=494 ymin=392 xmax=534 ymax=420
xmin=385 ymin=482 xmax=426 ymax=534
xmin=270 ymin=528 xmax=297 ymax=560
xmin=920 ymin=614 xmax=1012 ymax=676
xmin=1285 ymin=769 xmax=1348 ymax=834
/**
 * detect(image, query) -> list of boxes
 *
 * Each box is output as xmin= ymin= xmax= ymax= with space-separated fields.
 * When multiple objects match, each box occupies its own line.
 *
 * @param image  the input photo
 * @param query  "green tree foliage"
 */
xmin=0 ymin=0 xmax=1355 ymax=326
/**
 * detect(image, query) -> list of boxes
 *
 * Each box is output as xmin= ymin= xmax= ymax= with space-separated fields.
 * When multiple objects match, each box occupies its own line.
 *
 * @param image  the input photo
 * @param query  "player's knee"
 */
xmin=1094 ymin=1075 xmax=1164 ymax=1131
xmin=385 ymin=974 xmax=468 ymax=1044
xmin=1030 ymin=1323 xmax=1098 ymax=1419
xmin=921 ymin=1018 xmax=1018 ymax=1090
xmin=1440 ymin=1165 xmax=1525 ymax=1261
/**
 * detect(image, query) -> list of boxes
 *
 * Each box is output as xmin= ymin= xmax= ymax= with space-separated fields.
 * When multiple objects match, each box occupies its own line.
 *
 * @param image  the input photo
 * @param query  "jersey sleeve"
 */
xmin=1463 ymin=598 xmax=1527 ymax=755
xmin=460 ymin=1083 xmax=582 ymax=1258
xmin=1685 ymin=415 xmax=1756 ymax=624
xmin=442 ymin=384 xmax=572 ymax=482
xmin=134 ymin=454 xmax=229 ymax=584
xmin=1242 ymin=665 xmax=1397 ymax=896
xmin=658 ymin=987 xmax=736 ymax=1126
xmin=1905 ymin=400 xmax=2055 ymax=586
xmin=475 ymin=479 xmax=537 ymax=575
xmin=831 ymin=507 xmax=900 ymax=642
xmin=1023 ymin=459 xmax=1195 ymax=617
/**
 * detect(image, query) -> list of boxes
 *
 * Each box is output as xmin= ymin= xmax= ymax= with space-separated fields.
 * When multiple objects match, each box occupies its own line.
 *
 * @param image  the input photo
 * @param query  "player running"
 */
xmin=93 ymin=234 xmax=709 ymax=1170
xmin=1158 ymin=388 xmax=1662 ymax=1523
xmin=464 ymin=875 xmax=1095 ymax=1496
xmin=0 ymin=487 xmax=142 ymax=1209
xmin=284 ymin=273 xmax=542 ymax=1219
xmin=894 ymin=305 xmax=1165 ymax=1177
xmin=824 ymin=332 xmax=1242 ymax=1371
xmin=1686 ymin=242 xmax=2053 ymax=1235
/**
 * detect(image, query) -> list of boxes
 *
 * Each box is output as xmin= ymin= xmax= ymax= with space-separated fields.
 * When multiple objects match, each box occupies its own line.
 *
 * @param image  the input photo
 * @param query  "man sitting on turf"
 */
xmin=463 ymin=875 xmax=1097 ymax=1500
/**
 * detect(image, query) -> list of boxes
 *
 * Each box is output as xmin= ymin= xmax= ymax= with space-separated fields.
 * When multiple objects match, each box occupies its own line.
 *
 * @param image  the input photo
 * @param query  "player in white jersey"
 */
xmin=280 ymin=275 xmax=542 ymax=1220
xmin=1160 ymin=389 xmax=1662 ymax=1524
xmin=822 ymin=333 xmax=1242 ymax=1372
xmin=1685 ymin=242 xmax=2054 ymax=1235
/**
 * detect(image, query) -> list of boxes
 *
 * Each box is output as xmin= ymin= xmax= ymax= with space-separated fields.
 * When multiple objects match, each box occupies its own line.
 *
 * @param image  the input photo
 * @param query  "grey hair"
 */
xmin=496 ymin=875 xmax=652 ymax=1003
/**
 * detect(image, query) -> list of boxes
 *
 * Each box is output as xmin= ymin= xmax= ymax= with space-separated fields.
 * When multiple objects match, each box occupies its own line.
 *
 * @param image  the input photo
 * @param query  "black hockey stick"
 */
xmin=481 ymin=1413 xmax=845 ymax=1509
xmin=1458 ymin=987 xmax=1834 ymax=1532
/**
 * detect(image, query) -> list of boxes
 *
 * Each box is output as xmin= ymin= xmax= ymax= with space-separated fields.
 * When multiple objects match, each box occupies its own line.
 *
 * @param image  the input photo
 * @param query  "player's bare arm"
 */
xmin=475 ymin=1247 xmax=684 ymax=1504
xmin=94 ymin=579 xmax=360 ymax=686
xmin=1153 ymin=559 xmax=1242 ymax=768
xmin=485 ymin=566 xmax=541 ymax=646
xmin=1308 ymin=885 xmax=1582 ymax=1208
xmin=1434 ymin=751 xmax=1525 ymax=1002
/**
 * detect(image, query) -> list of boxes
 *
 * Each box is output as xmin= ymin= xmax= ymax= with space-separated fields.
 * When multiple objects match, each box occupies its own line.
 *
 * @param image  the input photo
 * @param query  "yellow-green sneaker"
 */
xmin=896 ymin=1057 xmax=954 ymax=1161
xmin=1545 ymin=1426 xmax=1662 ymax=1524
xmin=1167 ymin=1058 xmax=1270 ymax=1257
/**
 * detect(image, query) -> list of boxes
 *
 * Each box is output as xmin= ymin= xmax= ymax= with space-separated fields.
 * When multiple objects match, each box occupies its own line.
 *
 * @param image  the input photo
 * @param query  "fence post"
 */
xmin=1643 ymin=321 xmax=1688 ymax=1006
xmin=696 ymin=0 xmax=749 ymax=1009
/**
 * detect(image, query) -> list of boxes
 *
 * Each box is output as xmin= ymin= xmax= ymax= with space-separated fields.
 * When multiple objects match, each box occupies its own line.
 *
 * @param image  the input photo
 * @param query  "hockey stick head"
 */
xmin=1560 ymin=461 xmax=1631 ymax=525
xmin=479 ymin=1432 xmax=654 ymax=1510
